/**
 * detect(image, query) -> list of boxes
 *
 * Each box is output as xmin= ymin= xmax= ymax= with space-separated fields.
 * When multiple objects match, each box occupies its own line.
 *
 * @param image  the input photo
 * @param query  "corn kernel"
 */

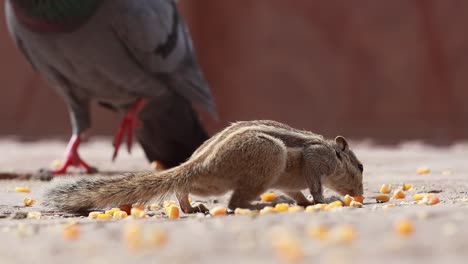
xmin=151 ymin=160 xmax=166 ymax=170
xmin=376 ymin=195 xmax=390 ymax=203
xmin=26 ymin=212 xmax=42 ymax=219
xmin=210 ymin=206 xmax=227 ymax=216
xmin=105 ymin=208 xmax=121 ymax=216
xmin=123 ymin=222 xmax=142 ymax=251
xmin=63 ymin=223 xmax=80 ymax=240
xmin=51 ymin=159 xmax=62 ymax=169
xmin=413 ymin=193 xmax=426 ymax=201
xmin=402 ymin=183 xmax=413 ymax=191
xmin=97 ymin=213 xmax=112 ymax=220
xmin=274 ymin=203 xmax=290 ymax=212
xmin=188 ymin=197 xmax=193 ymax=203
xmin=393 ymin=189 xmax=406 ymax=199
xmin=234 ymin=208 xmax=254 ymax=215
xmin=343 ymin=195 xmax=354 ymax=206
xmin=349 ymin=201 xmax=363 ymax=208
xmin=88 ymin=211 xmax=102 ymax=219
xmin=324 ymin=201 xmax=343 ymax=210
xmin=354 ymin=196 xmax=364 ymax=203
xmin=270 ymin=228 xmax=303 ymax=263
xmin=260 ymin=192 xmax=277 ymax=202
xmin=395 ymin=219 xmax=414 ymax=236
xmin=331 ymin=225 xmax=357 ymax=244
xmin=307 ymin=224 xmax=329 ymax=240
xmin=23 ymin=197 xmax=36 ymax=207
xmin=287 ymin=206 xmax=304 ymax=213
xmin=305 ymin=204 xmax=325 ymax=213
xmin=167 ymin=205 xmax=180 ymax=219
xmin=382 ymin=204 xmax=396 ymax=209
xmin=131 ymin=208 xmax=147 ymax=218
xmin=259 ymin=206 xmax=277 ymax=215
xmin=421 ymin=193 xmax=440 ymax=205
xmin=379 ymin=184 xmax=392 ymax=194
xmin=417 ymin=167 xmax=431 ymax=175
xmin=15 ymin=187 xmax=31 ymax=193
xmin=150 ymin=227 xmax=168 ymax=247
xmin=113 ymin=211 xmax=128 ymax=219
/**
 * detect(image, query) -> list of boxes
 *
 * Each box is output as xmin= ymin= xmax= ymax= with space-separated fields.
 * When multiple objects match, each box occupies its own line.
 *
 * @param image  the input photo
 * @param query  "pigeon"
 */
xmin=5 ymin=0 xmax=217 ymax=173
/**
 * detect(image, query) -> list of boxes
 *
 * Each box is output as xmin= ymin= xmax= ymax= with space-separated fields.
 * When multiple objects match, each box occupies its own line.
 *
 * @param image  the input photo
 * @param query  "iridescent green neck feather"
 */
xmin=12 ymin=0 xmax=102 ymax=32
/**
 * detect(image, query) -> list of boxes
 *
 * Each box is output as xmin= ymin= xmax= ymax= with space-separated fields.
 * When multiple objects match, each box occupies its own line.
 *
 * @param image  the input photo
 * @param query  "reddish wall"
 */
xmin=1 ymin=1 xmax=467 ymax=143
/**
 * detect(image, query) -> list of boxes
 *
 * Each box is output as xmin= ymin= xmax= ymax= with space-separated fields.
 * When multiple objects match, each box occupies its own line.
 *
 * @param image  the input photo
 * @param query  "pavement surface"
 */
xmin=1 ymin=138 xmax=468 ymax=264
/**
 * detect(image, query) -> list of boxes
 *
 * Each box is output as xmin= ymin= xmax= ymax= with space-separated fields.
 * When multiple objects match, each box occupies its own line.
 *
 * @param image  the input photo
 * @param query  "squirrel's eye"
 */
xmin=358 ymin=164 xmax=363 ymax=172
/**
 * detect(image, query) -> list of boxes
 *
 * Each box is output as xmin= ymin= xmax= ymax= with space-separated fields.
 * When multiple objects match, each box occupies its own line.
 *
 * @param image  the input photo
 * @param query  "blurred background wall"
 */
xmin=1 ymin=0 xmax=467 ymax=143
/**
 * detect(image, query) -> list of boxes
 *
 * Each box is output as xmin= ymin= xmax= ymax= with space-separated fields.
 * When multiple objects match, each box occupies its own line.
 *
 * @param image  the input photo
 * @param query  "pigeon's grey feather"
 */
xmin=5 ymin=0 xmax=216 ymax=166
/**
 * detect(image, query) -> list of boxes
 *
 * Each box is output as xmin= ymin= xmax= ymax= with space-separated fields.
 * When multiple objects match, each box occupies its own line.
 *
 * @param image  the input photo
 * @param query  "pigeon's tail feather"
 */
xmin=136 ymin=92 xmax=209 ymax=168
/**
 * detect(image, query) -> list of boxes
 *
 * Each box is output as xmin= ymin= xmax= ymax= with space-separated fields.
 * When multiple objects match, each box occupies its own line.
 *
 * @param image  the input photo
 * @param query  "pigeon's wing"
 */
xmin=111 ymin=0 xmax=217 ymax=117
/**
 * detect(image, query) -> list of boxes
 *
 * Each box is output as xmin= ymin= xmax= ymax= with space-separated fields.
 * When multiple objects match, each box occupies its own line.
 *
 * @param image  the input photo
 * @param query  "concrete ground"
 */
xmin=1 ymin=138 xmax=468 ymax=264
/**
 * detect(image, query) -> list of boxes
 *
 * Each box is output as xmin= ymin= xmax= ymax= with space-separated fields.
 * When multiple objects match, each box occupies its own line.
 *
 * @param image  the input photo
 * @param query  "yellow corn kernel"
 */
xmin=105 ymin=208 xmax=121 ymax=216
xmin=150 ymin=160 xmax=166 ymax=170
xmin=150 ymin=227 xmax=168 ymax=247
xmin=259 ymin=206 xmax=277 ymax=215
xmin=274 ymin=203 xmax=290 ymax=212
xmin=324 ymin=201 xmax=343 ymax=210
xmin=234 ymin=208 xmax=254 ymax=215
xmin=270 ymin=228 xmax=303 ymax=263
xmin=26 ymin=212 xmax=42 ymax=220
xmin=393 ymin=189 xmax=406 ymax=199
xmin=382 ymin=204 xmax=396 ymax=209
xmin=97 ymin=213 xmax=112 ymax=220
xmin=376 ymin=195 xmax=390 ymax=203
xmin=379 ymin=184 xmax=392 ymax=194
xmin=417 ymin=167 xmax=431 ymax=175
xmin=123 ymin=222 xmax=142 ymax=251
xmin=349 ymin=201 xmax=363 ymax=208
xmin=331 ymin=225 xmax=357 ymax=244
xmin=402 ymin=183 xmax=413 ymax=191
xmin=413 ymin=193 xmax=427 ymax=201
xmin=343 ymin=195 xmax=354 ymax=206
xmin=51 ymin=159 xmax=62 ymax=169
xmin=15 ymin=187 xmax=31 ymax=193
xmin=130 ymin=208 xmax=146 ymax=218
xmin=113 ymin=211 xmax=128 ymax=219
xmin=167 ymin=205 xmax=180 ymax=219
xmin=420 ymin=193 xmax=440 ymax=205
xmin=395 ymin=219 xmax=414 ymax=236
xmin=307 ymin=224 xmax=329 ymax=240
xmin=305 ymin=204 xmax=324 ymax=213
xmin=210 ymin=206 xmax=227 ymax=216
xmin=23 ymin=197 xmax=36 ymax=207
xmin=260 ymin=192 xmax=277 ymax=202
xmin=354 ymin=196 xmax=364 ymax=203
xmin=88 ymin=211 xmax=102 ymax=219
xmin=63 ymin=222 xmax=80 ymax=240
xmin=287 ymin=205 xmax=304 ymax=213
xmin=188 ymin=197 xmax=193 ymax=203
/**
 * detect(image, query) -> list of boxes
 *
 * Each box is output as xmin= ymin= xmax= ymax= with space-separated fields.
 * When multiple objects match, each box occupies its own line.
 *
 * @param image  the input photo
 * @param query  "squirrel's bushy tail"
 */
xmin=43 ymin=167 xmax=192 ymax=212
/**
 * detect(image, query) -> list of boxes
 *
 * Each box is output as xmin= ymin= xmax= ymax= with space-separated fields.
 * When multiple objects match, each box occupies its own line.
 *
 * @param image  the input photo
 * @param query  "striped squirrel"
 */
xmin=44 ymin=120 xmax=364 ymax=213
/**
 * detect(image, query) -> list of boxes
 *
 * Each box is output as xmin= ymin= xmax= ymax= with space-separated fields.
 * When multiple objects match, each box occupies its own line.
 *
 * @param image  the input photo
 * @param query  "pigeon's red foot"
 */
xmin=51 ymin=134 xmax=96 ymax=174
xmin=112 ymin=98 xmax=148 ymax=161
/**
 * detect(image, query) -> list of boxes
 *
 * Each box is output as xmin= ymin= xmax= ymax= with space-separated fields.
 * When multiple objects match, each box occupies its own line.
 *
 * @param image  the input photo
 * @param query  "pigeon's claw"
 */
xmin=51 ymin=135 xmax=96 ymax=174
xmin=112 ymin=98 xmax=147 ymax=161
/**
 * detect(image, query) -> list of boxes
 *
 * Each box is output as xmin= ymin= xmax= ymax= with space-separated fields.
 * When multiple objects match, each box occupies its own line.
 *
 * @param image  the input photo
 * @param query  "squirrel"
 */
xmin=43 ymin=120 xmax=364 ymax=213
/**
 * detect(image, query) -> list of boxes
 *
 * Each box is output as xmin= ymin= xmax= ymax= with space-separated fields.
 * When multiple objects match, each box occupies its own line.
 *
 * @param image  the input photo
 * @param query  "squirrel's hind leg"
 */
xmin=176 ymin=192 xmax=209 ymax=214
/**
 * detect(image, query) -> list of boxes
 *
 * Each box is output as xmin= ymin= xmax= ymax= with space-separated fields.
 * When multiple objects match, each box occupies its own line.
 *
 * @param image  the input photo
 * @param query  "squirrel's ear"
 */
xmin=335 ymin=136 xmax=349 ymax=151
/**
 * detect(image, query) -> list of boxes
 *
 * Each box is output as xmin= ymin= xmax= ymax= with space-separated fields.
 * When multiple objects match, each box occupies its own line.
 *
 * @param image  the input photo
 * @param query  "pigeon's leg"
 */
xmin=51 ymin=134 xmax=96 ymax=174
xmin=112 ymin=98 xmax=148 ymax=161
